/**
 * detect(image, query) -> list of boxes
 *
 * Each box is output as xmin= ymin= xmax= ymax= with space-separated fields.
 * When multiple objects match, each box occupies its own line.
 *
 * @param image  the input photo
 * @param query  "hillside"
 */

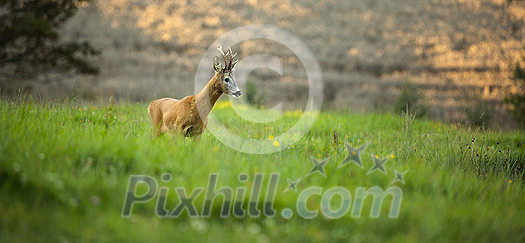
xmin=7 ymin=0 xmax=525 ymax=127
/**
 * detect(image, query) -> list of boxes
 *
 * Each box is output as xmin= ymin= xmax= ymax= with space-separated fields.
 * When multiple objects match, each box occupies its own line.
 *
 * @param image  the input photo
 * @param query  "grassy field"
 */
xmin=1 ymin=97 xmax=525 ymax=242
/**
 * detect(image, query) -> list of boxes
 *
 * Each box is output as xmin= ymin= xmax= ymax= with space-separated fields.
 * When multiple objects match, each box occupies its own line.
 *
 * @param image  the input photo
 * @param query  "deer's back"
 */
xmin=148 ymin=98 xmax=179 ymax=117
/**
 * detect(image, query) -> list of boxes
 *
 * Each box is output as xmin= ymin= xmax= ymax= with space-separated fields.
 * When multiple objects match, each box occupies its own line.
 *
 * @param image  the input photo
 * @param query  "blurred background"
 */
xmin=1 ymin=0 xmax=525 ymax=128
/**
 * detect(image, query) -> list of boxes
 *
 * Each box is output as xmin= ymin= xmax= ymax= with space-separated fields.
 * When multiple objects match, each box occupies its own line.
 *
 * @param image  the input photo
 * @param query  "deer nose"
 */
xmin=232 ymin=90 xmax=242 ymax=98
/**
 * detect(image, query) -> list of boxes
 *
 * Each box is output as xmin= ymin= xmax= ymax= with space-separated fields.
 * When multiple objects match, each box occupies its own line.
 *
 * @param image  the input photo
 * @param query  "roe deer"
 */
xmin=148 ymin=46 xmax=241 ymax=137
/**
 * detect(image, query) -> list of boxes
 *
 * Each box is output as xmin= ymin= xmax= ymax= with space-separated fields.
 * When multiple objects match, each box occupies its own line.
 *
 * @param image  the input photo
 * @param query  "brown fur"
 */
xmin=147 ymin=73 xmax=229 ymax=137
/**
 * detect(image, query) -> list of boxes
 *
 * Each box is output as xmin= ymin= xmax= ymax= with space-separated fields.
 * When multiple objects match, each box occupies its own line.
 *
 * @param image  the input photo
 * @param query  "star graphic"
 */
xmin=284 ymin=178 xmax=300 ymax=193
xmin=391 ymin=170 xmax=408 ymax=185
xmin=337 ymin=142 xmax=368 ymax=169
xmin=308 ymin=156 xmax=330 ymax=177
xmin=367 ymin=154 xmax=389 ymax=175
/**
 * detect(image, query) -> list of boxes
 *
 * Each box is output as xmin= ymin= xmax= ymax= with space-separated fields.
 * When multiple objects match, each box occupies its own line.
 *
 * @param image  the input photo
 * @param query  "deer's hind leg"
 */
xmin=148 ymin=100 xmax=165 ymax=137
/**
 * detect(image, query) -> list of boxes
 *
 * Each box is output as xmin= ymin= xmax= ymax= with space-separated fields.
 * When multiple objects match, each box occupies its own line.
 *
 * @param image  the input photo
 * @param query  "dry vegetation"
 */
xmin=11 ymin=0 xmax=525 ymax=128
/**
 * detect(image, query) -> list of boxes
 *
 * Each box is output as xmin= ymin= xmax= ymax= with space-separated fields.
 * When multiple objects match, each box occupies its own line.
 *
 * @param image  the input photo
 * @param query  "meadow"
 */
xmin=1 ymin=96 xmax=524 ymax=242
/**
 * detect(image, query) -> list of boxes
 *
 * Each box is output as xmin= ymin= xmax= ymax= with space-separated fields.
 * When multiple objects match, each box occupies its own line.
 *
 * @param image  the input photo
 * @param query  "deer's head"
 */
xmin=213 ymin=46 xmax=242 ymax=98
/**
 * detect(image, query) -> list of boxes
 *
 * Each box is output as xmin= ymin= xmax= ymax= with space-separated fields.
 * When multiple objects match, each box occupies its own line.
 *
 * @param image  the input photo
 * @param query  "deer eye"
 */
xmin=224 ymin=77 xmax=230 ymax=83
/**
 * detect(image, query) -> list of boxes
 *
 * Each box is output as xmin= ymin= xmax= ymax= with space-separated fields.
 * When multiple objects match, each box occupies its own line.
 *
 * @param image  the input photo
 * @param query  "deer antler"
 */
xmin=217 ymin=46 xmax=229 ymax=70
xmin=217 ymin=46 xmax=238 ymax=71
xmin=228 ymin=47 xmax=238 ymax=70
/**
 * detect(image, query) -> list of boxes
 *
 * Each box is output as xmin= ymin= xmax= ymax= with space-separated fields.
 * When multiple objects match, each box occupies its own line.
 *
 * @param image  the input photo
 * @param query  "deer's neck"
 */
xmin=193 ymin=75 xmax=223 ymax=120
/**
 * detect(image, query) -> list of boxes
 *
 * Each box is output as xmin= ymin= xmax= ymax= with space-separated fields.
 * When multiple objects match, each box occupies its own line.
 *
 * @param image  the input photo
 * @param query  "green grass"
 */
xmin=1 ymin=97 xmax=525 ymax=242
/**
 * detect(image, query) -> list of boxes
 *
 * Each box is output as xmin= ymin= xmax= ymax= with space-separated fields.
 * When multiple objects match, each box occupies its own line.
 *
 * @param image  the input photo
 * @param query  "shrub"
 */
xmin=465 ymin=95 xmax=493 ymax=127
xmin=245 ymin=80 xmax=264 ymax=107
xmin=394 ymin=81 xmax=429 ymax=118
xmin=503 ymin=61 xmax=525 ymax=127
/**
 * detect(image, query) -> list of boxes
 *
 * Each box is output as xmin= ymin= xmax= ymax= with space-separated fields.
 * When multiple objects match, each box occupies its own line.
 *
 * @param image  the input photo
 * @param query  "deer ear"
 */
xmin=213 ymin=56 xmax=222 ymax=73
